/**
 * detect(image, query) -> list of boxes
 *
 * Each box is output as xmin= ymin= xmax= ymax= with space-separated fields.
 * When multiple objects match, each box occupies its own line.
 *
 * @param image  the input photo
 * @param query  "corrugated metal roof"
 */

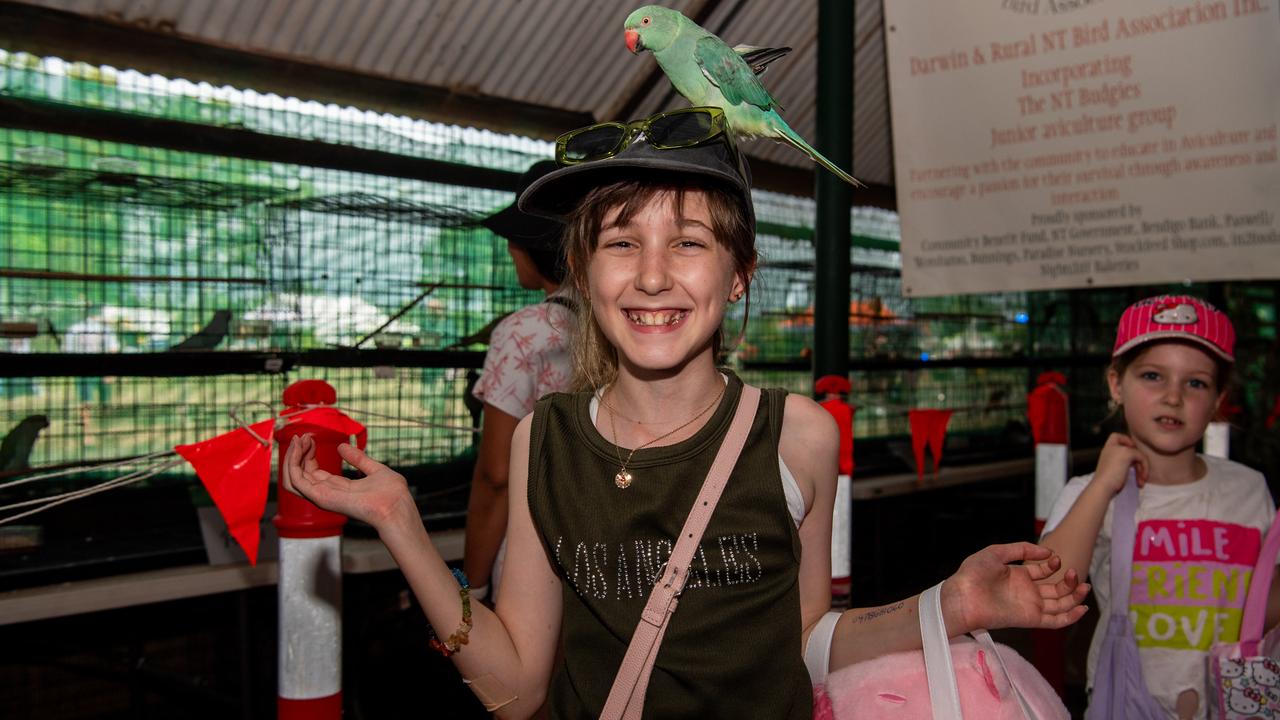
xmin=14 ymin=0 xmax=895 ymax=186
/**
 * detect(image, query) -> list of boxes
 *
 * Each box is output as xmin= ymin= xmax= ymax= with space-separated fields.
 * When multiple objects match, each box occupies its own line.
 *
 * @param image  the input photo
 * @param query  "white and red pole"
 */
xmin=1028 ymin=372 xmax=1069 ymax=536
xmin=274 ymin=380 xmax=347 ymax=720
xmin=1027 ymin=371 xmax=1069 ymax=694
xmin=816 ymin=375 xmax=855 ymax=607
xmin=1204 ymin=421 xmax=1230 ymax=458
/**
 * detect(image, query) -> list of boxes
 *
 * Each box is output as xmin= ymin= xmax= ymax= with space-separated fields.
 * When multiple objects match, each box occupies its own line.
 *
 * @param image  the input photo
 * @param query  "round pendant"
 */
xmin=614 ymin=470 xmax=633 ymax=489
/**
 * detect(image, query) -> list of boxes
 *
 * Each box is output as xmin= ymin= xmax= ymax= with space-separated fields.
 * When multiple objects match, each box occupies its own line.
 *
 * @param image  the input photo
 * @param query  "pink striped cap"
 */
xmin=1112 ymin=295 xmax=1234 ymax=362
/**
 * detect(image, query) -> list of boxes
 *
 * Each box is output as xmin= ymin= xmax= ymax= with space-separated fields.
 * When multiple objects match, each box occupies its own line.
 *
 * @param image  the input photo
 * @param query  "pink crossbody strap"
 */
xmin=599 ymin=385 xmax=762 ymax=720
xmin=1239 ymin=506 xmax=1280 ymax=653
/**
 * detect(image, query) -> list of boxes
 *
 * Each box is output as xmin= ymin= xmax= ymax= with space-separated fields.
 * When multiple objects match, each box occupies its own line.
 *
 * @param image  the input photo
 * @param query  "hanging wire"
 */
xmin=227 ymin=399 xmax=281 ymax=446
xmin=0 ymin=457 xmax=184 ymax=526
xmin=311 ymin=404 xmax=479 ymax=435
xmin=0 ymin=399 xmax=477 ymax=526
xmin=226 ymin=401 xmax=481 ymax=438
xmin=0 ymin=449 xmax=178 ymax=491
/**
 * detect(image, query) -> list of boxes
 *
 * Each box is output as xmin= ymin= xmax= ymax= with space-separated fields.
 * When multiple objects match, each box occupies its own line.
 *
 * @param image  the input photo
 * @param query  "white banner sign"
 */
xmin=885 ymin=0 xmax=1280 ymax=296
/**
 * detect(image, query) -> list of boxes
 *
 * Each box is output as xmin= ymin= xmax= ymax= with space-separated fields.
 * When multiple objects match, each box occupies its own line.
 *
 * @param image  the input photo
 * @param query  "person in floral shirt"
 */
xmin=464 ymin=161 xmax=575 ymax=600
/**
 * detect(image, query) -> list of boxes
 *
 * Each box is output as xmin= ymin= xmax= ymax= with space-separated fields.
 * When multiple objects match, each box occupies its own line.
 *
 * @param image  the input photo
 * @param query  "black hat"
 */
xmin=481 ymin=160 xmax=564 ymax=251
xmin=518 ymin=136 xmax=753 ymax=225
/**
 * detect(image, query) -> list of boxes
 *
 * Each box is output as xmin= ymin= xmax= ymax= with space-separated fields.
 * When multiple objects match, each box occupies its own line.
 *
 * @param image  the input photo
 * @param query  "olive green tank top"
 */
xmin=527 ymin=371 xmax=812 ymax=719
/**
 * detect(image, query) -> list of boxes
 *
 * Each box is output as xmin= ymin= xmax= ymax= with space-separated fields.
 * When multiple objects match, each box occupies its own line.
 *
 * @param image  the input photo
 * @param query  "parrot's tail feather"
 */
xmin=733 ymin=45 xmax=793 ymax=76
xmin=775 ymin=125 xmax=864 ymax=188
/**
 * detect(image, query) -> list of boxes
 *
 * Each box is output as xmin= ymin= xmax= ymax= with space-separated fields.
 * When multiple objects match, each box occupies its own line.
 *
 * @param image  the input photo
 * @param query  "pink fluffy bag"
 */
xmin=814 ymin=583 xmax=1069 ymax=720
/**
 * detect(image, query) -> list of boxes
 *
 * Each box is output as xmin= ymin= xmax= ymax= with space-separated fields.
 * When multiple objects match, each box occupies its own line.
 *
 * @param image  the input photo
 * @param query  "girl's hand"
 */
xmin=943 ymin=542 xmax=1090 ymax=635
xmin=280 ymin=435 xmax=419 ymax=533
xmin=1094 ymin=432 xmax=1149 ymax=493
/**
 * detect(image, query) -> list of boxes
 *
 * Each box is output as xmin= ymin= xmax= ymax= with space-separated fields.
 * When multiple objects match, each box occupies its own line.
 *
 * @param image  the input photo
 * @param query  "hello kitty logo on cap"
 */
xmin=1112 ymin=294 xmax=1234 ymax=362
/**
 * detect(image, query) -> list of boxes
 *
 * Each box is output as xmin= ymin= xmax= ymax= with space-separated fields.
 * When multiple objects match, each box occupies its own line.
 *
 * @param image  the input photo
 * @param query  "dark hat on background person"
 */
xmin=518 ymin=135 xmax=754 ymax=226
xmin=481 ymin=160 xmax=565 ymax=252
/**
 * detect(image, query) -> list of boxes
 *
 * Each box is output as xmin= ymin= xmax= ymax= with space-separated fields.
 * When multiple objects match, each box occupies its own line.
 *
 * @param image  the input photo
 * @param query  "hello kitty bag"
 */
xmin=1207 ymin=510 xmax=1280 ymax=719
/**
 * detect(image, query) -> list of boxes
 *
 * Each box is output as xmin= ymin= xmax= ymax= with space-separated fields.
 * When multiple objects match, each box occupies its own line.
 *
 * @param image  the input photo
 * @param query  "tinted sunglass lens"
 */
xmin=648 ymin=111 xmax=716 ymax=148
xmin=562 ymin=126 xmax=627 ymax=162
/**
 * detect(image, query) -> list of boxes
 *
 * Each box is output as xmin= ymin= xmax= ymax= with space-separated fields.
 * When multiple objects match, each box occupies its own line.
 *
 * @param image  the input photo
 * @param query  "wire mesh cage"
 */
xmin=0 ymin=140 xmax=536 ymax=463
xmin=0 ymin=50 xmax=547 ymax=172
xmin=0 ymin=53 xmax=553 ymax=581
xmin=738 ymin=196 xmax=1042 ymax=447
xmin=0 ymin=140 xmax=290 ymax=355
xmin=2 ymin=48 xmax=1278 ymax=587
xmin=261 ymin=177 xmax=533 ymax=353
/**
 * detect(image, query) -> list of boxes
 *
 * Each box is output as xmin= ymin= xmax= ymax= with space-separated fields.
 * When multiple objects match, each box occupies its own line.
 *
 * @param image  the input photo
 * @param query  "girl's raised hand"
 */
xmin=280 ymin=435 xmax=419 ymax=533
xmin=944 ymin=542 xmax=1090 ymax=634
xmin=1095 ymin=432 xmax=1149 ymax=492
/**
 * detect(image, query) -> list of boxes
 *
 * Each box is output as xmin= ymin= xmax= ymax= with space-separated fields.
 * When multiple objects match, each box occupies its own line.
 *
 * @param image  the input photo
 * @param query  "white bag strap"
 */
xmin=805 ymin=610 xmax=843 ymax=684
xmin=599 ymin=385 xmax=761 ymax=720
xmin=920 ymin=582 xmax=1035 ymax=720
xmin=920 ymin=582 xmax=963 ymax=719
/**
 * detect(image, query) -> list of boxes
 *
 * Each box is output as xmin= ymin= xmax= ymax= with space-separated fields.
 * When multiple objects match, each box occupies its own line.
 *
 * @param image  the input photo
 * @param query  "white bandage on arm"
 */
xmin=462 ymin=674 xmax=518 ymax=712
xmin=804 ymin=610 xmax=842 ymax=685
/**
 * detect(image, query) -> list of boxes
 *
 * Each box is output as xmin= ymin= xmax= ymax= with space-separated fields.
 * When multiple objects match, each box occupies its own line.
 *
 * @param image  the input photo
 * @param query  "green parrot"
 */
xmin=624 ymin=5 xmax=862 ymax=186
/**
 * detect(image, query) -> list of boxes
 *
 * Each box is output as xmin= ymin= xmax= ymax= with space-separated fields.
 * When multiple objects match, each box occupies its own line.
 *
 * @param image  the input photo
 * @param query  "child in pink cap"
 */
xmin=1041 ymin=295 xmax=1276 ymax=719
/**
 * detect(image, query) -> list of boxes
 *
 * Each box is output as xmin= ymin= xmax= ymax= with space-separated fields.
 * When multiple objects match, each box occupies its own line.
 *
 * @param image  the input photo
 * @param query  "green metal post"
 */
xmin=814 ymin=0 xmax=854 ymax=386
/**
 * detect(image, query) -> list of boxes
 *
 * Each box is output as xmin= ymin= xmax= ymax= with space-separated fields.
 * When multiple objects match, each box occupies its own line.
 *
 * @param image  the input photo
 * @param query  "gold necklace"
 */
xmin=600 ymin=382 xmax=727 ymax=489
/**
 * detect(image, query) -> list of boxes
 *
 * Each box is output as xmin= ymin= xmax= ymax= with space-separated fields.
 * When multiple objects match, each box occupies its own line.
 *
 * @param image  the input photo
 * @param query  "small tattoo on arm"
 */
xmin=853 ymin=601 xmax=905 ymax=623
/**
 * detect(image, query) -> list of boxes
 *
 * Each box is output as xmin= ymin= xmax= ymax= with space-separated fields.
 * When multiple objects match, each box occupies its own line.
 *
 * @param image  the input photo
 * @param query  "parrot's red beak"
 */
xmin=625 ymin=29 xmax=642 ymax=53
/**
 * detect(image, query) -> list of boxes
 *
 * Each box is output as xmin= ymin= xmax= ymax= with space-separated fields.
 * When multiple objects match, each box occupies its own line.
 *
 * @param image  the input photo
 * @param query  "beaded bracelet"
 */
xmin=429 ymin=568 xmax=473 ymax=657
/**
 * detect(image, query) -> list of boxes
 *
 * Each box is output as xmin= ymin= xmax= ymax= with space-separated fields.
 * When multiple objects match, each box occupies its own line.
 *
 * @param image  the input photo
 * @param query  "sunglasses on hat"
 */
xmin=555 ymin=106 xmax=746 ymax=180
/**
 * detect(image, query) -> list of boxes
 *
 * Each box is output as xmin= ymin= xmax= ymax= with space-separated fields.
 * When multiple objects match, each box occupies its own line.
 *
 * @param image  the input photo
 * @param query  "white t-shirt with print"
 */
xmin=1042 ymin=455 xmax=1275 ymax=719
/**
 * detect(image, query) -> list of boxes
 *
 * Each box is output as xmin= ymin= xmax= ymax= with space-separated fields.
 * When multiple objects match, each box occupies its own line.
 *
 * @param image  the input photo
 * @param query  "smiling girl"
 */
xmin=1041 ymin=295 xmax=1277 ymax=719
xmin=282 ymin=108 xmax=1087 ymax=719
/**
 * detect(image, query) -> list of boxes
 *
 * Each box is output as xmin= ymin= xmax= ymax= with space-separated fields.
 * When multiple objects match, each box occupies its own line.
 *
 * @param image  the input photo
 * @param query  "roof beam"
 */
xmin=0 ymin=95 xmax=522 ymax=190
xmin=0 ymin=2 xmax=594 ymax=140
xmin=0 ymin=350 xmax=485 ymax=377
xmin=0 ymin=87 xmax=898 ymax=205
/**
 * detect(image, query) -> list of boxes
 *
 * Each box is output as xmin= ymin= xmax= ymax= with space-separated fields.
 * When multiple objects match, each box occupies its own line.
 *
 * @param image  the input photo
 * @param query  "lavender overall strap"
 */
xmin=599 ymin=385 xmax=762 ymax=720
xmin=1109 ymin=469 xmax=1141 ymax=618
xmin=1238 ymin=504 xmax=1280 ymax=654
xmin=1085 ymin=468 xmax=1167 ymax=720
